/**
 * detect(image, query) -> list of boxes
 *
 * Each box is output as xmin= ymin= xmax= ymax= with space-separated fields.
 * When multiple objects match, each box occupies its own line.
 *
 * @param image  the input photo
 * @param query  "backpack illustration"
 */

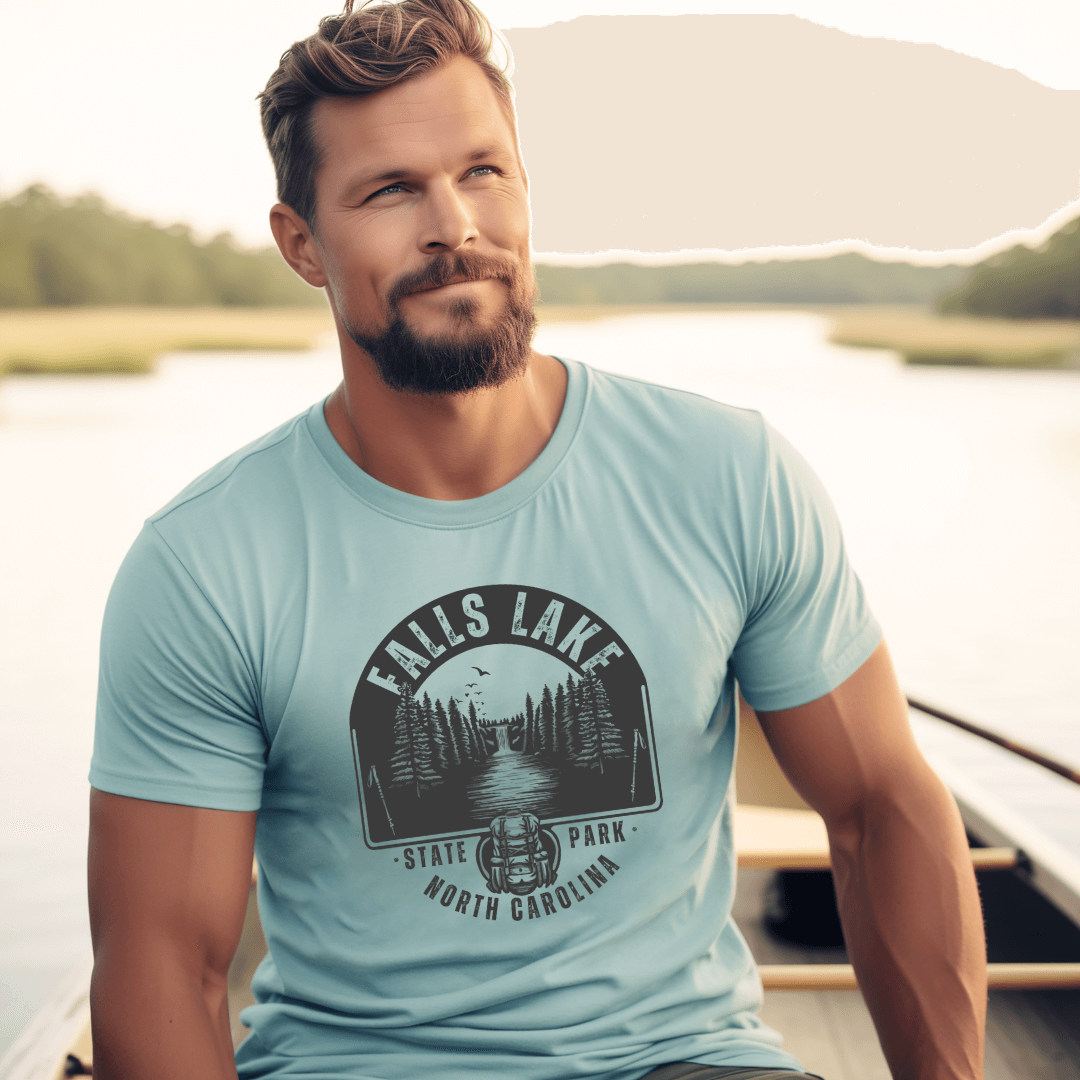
xmin=477 ymin=812 xmax=561 ymax=895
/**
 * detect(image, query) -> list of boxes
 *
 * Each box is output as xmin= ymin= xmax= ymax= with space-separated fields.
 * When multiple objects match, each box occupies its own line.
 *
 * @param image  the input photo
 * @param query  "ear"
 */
xmin=269 ymin=203 xmax=328 ymax=288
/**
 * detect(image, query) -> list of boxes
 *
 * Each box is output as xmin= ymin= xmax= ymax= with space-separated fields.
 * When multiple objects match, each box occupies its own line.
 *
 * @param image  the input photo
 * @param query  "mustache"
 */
xmin=386 ymin=252 xmax=524 ymax=307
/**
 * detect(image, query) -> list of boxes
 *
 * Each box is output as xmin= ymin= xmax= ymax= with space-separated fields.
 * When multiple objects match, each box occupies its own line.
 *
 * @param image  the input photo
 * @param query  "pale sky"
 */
xmin=1 ymin=1 xmax=1077 ymax=253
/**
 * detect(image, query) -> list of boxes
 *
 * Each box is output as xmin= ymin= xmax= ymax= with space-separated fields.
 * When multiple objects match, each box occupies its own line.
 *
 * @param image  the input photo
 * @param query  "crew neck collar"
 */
xmin=305 ymin=357 xmax=588 ymax=528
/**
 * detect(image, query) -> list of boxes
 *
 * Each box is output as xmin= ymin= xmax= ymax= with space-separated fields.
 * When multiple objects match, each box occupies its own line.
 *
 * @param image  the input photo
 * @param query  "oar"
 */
xmin=907 ymin=697 xmax=1080 ymax=787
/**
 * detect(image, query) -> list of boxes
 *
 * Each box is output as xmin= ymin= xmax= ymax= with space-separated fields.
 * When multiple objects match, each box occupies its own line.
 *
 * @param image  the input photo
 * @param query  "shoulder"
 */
xmin=132 ymin=401 xmax=332 ymax=597
xmin=585 ymin=362 xmax=766 ymax=435
xmin=576 ymin=360 xmax=773 ymax=477
xmin=149 ymin=402 xmax=321 ymax=534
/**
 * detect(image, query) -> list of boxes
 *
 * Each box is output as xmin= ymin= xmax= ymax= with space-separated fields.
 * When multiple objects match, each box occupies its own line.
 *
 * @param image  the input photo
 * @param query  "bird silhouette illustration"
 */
xmin=471 ymin=667 xmax=491 ymax=677
xmin=465 ymin=683 xmax=478 ymax=688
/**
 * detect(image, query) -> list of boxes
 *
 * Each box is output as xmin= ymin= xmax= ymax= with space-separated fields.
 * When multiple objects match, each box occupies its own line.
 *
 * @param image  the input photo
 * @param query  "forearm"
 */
xmin=88 ymin=791 xmax=256 ymax=1079
xmin=90 ymin=941 xmax=237 ymax=1080
xmin=828 ymin=766 xmax=986 ymax=1080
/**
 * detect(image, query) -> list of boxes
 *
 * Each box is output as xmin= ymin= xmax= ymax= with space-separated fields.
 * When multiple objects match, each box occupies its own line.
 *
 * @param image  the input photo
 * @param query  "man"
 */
xmin=87 ymin=1 xmax=987 ymax=1078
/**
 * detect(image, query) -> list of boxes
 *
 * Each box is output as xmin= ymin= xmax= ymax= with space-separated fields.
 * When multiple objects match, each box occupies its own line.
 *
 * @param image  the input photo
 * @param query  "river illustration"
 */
xmin=466 ymin=742 xmax=562 ymax=819
xmin=353 ymin=630 xmax=659 ymax=843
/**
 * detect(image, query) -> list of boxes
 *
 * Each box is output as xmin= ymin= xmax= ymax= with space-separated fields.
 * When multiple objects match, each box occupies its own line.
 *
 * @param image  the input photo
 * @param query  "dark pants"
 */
xmin=641 ymin=1066 xmax=823 ymax=1080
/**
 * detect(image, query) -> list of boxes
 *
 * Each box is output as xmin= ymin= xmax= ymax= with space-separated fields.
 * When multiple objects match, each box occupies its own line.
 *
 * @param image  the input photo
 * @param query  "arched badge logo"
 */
xmin=350 ymin=584 xmax=662 ymax=849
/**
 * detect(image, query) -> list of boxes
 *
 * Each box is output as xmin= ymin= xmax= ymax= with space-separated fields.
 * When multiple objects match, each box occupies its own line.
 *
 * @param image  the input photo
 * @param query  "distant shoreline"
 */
xmin=2 ymin=304 xmax=1078 ymax=377
xmin=0 ymin=307 xmax=335 ymax=376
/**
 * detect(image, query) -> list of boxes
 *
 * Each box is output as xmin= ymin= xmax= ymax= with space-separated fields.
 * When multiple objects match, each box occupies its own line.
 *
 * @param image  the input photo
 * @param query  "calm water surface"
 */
xmin=2 ymin=310 xmax=1078 ymax=1050
xmin=467 ymin=750 xmax=562 ymax=820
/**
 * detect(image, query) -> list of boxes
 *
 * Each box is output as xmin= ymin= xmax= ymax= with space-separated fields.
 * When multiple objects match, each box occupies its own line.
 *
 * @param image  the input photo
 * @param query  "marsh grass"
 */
xmin=1 ymin=303 xmax=736 ymax=377
xmin=5 ymin=303 xmax=1079 ymax=376
xmin=0 ymin=307 xmax=335 ymax=376
xmin=824 ymin=306 xmax=1080 ymax=369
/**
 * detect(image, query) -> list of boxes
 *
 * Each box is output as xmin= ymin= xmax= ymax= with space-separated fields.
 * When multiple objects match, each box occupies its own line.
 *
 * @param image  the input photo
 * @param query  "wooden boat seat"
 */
xmin=761 ymin=961 xmax=1080 ymax=990
xmin=732 ymin=804 xmax=1020 ymax=871
xmin=731 ymin=807 xmax=1080 ymax=991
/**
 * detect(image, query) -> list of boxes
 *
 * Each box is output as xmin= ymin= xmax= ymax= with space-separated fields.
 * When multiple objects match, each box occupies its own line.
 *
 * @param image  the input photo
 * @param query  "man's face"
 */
xmin=310 ymin=55 xmax=536 ymax=394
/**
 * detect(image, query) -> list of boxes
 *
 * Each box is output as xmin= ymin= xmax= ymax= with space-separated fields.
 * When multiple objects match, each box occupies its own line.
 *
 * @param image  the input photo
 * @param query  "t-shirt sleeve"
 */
xmin=731 ymin=421 xmax=882 ymax=712
xmin=89 ymin=522 xmax=267 ymax=810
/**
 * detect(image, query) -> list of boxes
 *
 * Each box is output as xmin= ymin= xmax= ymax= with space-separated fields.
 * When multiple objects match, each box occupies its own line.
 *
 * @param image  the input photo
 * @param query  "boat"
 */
xmin=733 ymin=698 xmax=1080 ymax=1078
xmin=3 ymin=698 xmax=1079 ymax=1080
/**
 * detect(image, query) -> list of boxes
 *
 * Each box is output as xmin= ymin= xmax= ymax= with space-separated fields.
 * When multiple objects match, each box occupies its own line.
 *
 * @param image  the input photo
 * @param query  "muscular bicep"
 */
xmin=753 ymin=640 xmax=932 ymax=828
xmin=89 ymin=789 xmax=257 ymax=979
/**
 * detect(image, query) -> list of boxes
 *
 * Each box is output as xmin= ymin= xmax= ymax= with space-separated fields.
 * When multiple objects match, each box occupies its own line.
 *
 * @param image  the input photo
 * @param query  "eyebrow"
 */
xmin=464 ymin=145 xmax=502 ymax=163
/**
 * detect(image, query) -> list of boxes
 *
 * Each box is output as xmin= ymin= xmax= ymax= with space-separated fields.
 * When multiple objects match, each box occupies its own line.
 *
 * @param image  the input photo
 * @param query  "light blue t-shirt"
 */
xmin=91 ymin=358 xmax=880 ymax=1080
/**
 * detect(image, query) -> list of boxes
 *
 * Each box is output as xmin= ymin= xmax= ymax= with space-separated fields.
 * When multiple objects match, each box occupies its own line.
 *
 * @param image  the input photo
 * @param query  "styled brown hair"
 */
xmin=259 ymin=0 xmax=515 ymax=230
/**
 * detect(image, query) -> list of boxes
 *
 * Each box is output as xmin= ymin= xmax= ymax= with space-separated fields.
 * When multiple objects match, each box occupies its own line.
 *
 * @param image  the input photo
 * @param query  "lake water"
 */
xmin=467 ymin=750 xmax=562 ymax=820
xmin=2 ymin=309 xmax=1079 ymax=1053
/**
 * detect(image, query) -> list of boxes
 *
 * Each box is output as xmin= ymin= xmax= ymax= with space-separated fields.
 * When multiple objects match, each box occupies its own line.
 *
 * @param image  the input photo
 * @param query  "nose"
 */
xmin=417 ymin=180 xmax=479 ymax=253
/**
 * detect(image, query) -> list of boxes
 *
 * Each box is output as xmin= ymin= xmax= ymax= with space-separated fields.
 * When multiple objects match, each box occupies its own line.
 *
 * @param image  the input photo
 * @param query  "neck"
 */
xmin=324 ymin=330 xmax=567 ymax=501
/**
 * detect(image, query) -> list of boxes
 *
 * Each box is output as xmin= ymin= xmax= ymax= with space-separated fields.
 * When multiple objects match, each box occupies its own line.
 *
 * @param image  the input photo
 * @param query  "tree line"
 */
xmin=7 ymin=182 xmax=1074 ymax=318
xmin=537 ymin=212 xmax=1080 ymax=318
xmin=0 ymin=185 xmax=323 ymax=308
xmin=535 ymin=254 xmax=968 ymax=306
xmin=937 ymin=213 xmax=1080 ymax=320
xmin=388 ymin=673 xmax=627 ymax=798
xmin=389 ymin=688 xmax=489 ymax=798
xmin=508 ymin=673 xmax=626 ymax=775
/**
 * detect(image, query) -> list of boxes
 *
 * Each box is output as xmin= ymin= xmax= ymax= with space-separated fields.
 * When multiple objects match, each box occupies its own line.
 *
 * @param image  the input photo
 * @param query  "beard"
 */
xmin=340 ymin=251 xmax=538 ymax=396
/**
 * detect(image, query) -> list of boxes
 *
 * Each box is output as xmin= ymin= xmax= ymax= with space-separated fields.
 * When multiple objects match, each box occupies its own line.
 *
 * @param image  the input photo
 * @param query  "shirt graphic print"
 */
xmin=351 ymin=584 xmax=662 ymax=918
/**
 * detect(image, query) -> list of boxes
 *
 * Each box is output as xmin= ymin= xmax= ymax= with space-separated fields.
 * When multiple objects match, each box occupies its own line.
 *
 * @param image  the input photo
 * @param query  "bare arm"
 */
xmin=755 ymin=640 xmax=986 ymax=1080
xmin=88 ymin=789 xmax=257 ymax=1080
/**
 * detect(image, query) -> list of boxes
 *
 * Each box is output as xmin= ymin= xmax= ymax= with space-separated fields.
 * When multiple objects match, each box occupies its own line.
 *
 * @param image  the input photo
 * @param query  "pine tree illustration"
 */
xmin=538 ymin=684 xmax=555 ymax=753
xmin=388 ymin=683 xmax=442 ymax=796
xmin=573 ymin=673 xmax=626 ymax=774
xmin=560 ymin=675 xmax=579 ymax=760
xmin=467 ymin=699 xmax=487 ymax=759
xmin=447 ymin=696 xmax=472 ymax=763
xmin=434 ymin=698 xmax=460 ymax=767
xmin=422 ymin=692 xmax=449 ymax=773
xmin=553 ymin=681 xmax=566 ymax=757
xmin=478 ymin=705 xmax=490 ymax=757
xmin=524 ymin=692 xmax=535 ymax=754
